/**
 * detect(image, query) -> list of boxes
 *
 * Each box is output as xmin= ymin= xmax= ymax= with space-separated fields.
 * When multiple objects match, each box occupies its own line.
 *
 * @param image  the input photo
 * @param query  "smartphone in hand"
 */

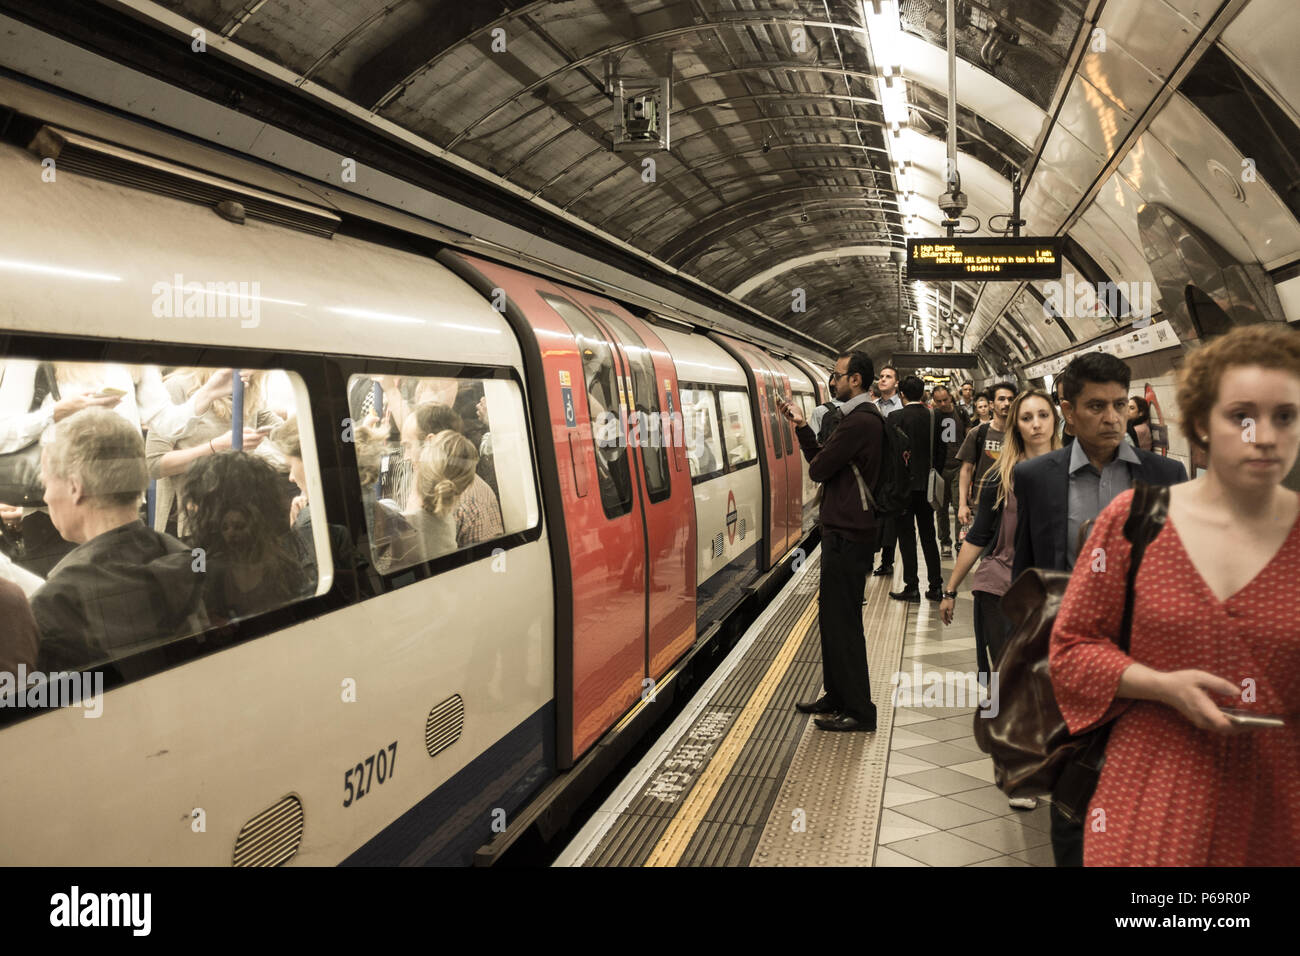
xmin=1220 ymin=708 xmax=1286 ymax=729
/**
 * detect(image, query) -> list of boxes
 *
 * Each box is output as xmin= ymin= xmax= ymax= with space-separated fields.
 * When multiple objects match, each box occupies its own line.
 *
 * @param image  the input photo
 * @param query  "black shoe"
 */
xmin=889 ymin=588 xmax=921 ymax=602
xmin=814 ymin=713 xmax=877 ymax=732
xmin=872 ymin=565 xmax=894 ymax=577
xmin=924 ymin=587 xmax=943 ymax=601
xmin=795 ymin=695 xmax=838 ymax=714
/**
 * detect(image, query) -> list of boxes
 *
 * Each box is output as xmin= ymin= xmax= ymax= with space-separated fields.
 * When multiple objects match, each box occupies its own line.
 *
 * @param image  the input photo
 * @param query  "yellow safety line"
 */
xmin=643 ymin=595 xmax=820 ymax=867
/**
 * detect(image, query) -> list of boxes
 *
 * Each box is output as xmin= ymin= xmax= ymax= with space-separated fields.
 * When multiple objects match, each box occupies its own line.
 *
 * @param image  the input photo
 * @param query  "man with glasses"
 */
xmin=780 ymin=351 xmax=883 ymax=732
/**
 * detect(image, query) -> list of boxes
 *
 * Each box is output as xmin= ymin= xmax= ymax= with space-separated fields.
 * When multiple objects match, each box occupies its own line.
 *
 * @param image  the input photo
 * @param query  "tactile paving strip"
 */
xmin=581 ymin=555 xmax=821 ymax=867
xmin=750 ymin=568 xmax=910 ymax=866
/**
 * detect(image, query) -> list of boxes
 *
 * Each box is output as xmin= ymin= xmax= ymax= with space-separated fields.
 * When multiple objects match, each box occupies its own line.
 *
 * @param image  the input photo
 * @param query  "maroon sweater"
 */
xmin=796 ymin=400 xmax=884 ymax=541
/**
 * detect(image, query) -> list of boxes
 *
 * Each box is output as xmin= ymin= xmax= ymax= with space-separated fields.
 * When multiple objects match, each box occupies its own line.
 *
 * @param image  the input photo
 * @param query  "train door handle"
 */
xmin=568 ymin=433 xmax=588 ymax=498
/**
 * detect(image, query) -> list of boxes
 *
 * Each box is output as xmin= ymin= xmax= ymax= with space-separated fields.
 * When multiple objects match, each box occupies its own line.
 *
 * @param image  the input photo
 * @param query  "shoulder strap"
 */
xmin=1116 ymin=482 xmax=1170 ymax=653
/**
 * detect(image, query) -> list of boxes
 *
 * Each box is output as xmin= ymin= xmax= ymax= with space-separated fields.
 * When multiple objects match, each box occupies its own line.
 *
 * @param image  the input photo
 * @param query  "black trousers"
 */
xmin=1050 ymin=803 xmax=1085 ymax=866
xmin=896 ymin=489 xmax=943 ymax=591
xmin=818 ymin=530 xmax=876 ymax=723
xmin=972 ymin=589 xmax=1012 ymax=686
xmin=935 ymin=462 xmax=961 ymax=547
xmin=872 ymin=515 xmax=897 ymax=569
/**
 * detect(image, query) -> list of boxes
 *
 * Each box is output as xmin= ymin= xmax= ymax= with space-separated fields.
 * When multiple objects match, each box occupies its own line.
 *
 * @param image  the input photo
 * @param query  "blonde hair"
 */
xmin=993 ymin=389 xmax=1060 ymax=509
xmin=1177 ymin=324 xmax=1300 ymax=452
xmin=353 ymin=424 xmax=388 ymax=487
xmin=185 ymin=368 xmax=268 ymax=426
xmin=415 ymin=431 xmax=477 ymax=517
xmin=42 ymin=407 xmax=148 ymax=507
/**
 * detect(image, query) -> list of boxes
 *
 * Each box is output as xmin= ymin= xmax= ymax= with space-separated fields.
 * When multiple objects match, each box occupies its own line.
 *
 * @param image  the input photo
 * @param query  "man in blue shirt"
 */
xmin=1012 ymin=351 xmax=1186 ymax=866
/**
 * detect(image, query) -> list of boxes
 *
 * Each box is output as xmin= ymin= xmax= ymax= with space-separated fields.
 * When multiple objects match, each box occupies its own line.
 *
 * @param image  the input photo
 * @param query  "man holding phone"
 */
xmin=780 ymin=351 xmax=883 ymax=732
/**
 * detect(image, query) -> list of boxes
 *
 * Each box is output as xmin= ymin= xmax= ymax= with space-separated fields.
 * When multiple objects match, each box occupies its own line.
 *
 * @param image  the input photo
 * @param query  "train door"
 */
xmin=436 ymin=252 xmax=648 ymax=765
xmin=561 ymin=290 xmax=696 ymax=682
xmin=773 ymin=367 xmax=802 ymax=553
xmin=711 ymin=333 xmax=791 ymax=571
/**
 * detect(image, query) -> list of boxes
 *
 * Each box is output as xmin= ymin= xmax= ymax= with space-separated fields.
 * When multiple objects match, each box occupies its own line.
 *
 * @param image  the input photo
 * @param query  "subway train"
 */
xmin=0 ymin=110 xmax=835 ymax=866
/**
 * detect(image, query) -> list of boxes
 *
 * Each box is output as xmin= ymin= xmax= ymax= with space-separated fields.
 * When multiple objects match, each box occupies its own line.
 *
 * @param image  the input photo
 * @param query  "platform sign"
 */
xmin=907 ymin=236 xmax=1063 ymax=281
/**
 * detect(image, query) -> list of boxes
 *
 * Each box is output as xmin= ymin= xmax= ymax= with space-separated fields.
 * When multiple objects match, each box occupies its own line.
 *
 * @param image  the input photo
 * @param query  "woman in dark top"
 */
xmin=938 ymin=389 xmax=1060 ymax=808
xmin=1127 ymin=395 xmax=1153 ymax=451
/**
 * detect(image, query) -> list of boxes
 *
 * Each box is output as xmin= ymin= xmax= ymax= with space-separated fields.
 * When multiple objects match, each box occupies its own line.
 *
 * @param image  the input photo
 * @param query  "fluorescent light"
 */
xmin=326 ymin=306 xmax=425 ymax=325
xmin=0 ymin=258 xmax=121 ymax=282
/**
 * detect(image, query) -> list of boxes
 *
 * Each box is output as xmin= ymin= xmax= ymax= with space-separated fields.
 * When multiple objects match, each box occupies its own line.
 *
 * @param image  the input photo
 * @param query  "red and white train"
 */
xmin=0 ymin=99 xmax=834 ymax=864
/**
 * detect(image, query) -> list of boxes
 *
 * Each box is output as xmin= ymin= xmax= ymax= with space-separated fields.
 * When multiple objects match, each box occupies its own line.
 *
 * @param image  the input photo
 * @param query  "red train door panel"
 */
xmin=775 ymin=369 xmax=802 ymax=552
xmin=562 ymin=290 xmax=696 ymax=681
xmin=441 ymin=254 xmax=648 ymax=763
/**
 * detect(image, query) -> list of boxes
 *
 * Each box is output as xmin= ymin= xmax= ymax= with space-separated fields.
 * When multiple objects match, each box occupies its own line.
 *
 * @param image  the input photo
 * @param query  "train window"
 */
xmin=717 ymin=389 xmax=758 ymax=470
xmin=0 ymin=357 xmax=326 ymax=683
xmin=345 ymin=373 xmax=536 ymax=575
xmin=538 ymin=294 xmax=634 ymax=520
xmin=679 ymin=384 xmax=724 ymax=482
xmin=590 ymin=307 xmax=671 ymax=504
xmin=796 ymin=392 xmax=815 ymax=425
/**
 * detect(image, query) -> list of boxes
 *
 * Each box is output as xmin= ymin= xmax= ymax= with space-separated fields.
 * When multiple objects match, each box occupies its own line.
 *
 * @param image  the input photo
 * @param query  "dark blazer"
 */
xmin=1011 ymin=446 xmax=1187 ymax=578
xmin=887 ymin=402 xmax=945 ymax=491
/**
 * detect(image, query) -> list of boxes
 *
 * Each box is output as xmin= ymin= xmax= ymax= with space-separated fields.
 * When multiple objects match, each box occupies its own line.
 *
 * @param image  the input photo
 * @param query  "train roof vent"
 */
xmin=232 ymin=794 xmax=305 ymax=867
xmin=28 ymin=126 xmax=341 ymax=238
xmin=426 ymin=694 xmax=466 ymax=758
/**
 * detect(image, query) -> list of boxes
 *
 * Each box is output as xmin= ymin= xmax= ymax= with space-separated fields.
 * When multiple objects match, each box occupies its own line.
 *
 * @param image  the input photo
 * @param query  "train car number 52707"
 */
xmin=343 ymin=741 xmax=397 ymax=807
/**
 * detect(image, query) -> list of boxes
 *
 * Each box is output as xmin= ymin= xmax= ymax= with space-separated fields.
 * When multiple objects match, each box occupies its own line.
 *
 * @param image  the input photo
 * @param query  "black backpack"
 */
xmin=853 ymin=402 xmax=911 ymax=518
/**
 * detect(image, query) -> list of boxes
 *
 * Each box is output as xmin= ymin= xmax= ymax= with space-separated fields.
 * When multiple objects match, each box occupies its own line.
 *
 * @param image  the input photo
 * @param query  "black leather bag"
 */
xmin=0 ymin=363 xmax=60 ymax=506
xmin=974 ymin=482 xmax=1170 ymax=822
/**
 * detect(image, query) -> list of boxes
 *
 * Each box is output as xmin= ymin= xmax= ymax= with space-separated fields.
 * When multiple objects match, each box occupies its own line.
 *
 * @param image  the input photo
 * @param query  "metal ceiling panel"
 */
xmin=894 ymin=31 xmax=1047 ymax=148
xmin=1148 ymin=92 xmax=1300 ymax=267
xmin=1076 ymin=34 xmax=1161 ymax=117
xmin=1118 ymin=132 xmax=1255 ymax=263
xmin=1075 ymin=203 xmax=1160 ymax=292
xmin=1093 ymin=0 xmax=1199 ymax=82
xmin=1221 ymin=0 xmax=1300 ymax=128
xmin=1056 ymin=75 xmax=1139 ymax=163
xmin=1038 ymin=122 xmax=1104 ymax=193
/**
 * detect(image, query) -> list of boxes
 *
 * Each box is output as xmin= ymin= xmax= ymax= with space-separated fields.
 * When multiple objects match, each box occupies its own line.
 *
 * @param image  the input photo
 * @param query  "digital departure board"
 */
xmin=906 ymin=237 xmax=1064 ymax=281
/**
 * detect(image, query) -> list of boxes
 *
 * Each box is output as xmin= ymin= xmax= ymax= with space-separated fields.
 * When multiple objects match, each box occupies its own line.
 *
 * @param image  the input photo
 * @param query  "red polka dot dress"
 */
xmin=1049 ymin=489 xmax=1300 ymax=866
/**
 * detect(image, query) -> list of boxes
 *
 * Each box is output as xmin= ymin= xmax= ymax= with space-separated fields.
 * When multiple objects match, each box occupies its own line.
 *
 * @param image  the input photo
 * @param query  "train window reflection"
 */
xmin=680 ymin=385 xmax=723 ymax=482
xmin=345 ymin=373 xmax=536 ymax=575
xmin=717 ymin=389 xmax=757 ymax=470
xmin=0 ymin=357 xmax=323 ymax=683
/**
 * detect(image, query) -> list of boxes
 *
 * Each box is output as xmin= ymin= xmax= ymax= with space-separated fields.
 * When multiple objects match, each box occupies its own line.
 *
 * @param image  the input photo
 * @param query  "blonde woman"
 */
xmin=938 ymin=388 xmax=1060 ymax=808
xmin=145 ymin=369 xmax=280 ymax=535
xmin=407 ymin=430 xmax=478 ymax=562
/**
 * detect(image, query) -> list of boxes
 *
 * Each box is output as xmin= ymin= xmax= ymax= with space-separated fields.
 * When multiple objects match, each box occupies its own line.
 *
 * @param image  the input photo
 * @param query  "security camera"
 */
xmin=624 ymin=94 xmax=659 ymax=140
xmin=800 ymin=213 xmax=809 ymax=223
xmin=762 ymin=138 xmax=771 ymax=154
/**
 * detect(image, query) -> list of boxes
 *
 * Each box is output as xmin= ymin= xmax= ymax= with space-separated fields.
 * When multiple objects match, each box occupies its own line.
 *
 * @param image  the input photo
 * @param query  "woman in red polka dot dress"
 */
xmin=1050 ymin=325 xmax=1300 ymax=866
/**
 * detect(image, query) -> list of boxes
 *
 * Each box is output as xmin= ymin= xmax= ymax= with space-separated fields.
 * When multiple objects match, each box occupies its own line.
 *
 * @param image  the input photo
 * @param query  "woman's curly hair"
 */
xmin=1176 ymin=324 xmax=1300 ymax=452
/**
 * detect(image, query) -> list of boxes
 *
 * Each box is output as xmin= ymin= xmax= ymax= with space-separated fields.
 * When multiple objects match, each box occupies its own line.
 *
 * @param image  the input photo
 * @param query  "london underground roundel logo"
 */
xmin=726 ymin=490 xmax=738 ymax=545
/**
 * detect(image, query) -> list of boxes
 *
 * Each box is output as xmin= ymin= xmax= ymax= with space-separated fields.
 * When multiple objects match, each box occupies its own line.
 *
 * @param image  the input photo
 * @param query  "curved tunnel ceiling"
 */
xmin=140 ymin=0 xmax=1299 ymax=370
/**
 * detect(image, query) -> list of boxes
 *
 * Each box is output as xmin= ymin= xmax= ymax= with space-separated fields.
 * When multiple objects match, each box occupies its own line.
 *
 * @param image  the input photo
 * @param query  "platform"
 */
xmin=557 ymin=546 xmax=1056 ymax=867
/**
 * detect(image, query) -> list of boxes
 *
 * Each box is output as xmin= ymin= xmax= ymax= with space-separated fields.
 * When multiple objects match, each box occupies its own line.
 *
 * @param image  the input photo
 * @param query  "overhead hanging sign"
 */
xmin=907 ymin=237 xmax=1064 ymax=281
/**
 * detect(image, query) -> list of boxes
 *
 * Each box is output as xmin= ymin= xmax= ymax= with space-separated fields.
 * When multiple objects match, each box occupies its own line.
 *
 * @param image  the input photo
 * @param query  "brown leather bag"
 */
xmin=973 ymin=482 xmax=1170 ymax=821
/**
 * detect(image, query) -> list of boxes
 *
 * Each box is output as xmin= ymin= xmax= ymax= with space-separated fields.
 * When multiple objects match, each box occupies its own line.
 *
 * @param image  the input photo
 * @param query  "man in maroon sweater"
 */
xmin=779 ymin=351 xmax=884 ymax=732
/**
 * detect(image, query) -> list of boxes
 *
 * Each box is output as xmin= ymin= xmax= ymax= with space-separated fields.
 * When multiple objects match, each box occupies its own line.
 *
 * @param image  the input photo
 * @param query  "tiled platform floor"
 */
xmin=873 ymin=559 xmax=1056 ymax=867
